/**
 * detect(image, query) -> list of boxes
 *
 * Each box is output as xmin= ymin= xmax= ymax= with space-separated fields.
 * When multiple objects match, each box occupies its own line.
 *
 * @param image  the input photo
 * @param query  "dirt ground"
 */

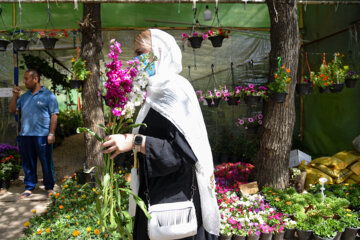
xmin=0 ymin=133 xmax=85 ymax=240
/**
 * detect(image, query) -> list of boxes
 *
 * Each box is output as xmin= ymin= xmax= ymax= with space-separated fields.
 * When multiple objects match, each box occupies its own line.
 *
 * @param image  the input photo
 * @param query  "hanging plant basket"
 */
xmin=345 ymin=78 xmax=358 ymax=88
xmin=244 ymin=95 xmax=261 ymax=106
xmin=318 ymin=86 xmax=330 ymax=94
xmin=188 ymin=37 xmax=203 ymax=48
xmin=226 ymin=96 xmax=240 ymax=105
xmin=40 ymin=37 xmax=58 ymax=49
xmin=246 ymin=125 xmax=259 ymax=135
xmin=69 ymin=80 xmax=83 ymax=89
xmin=296 ymin=83 xmax=313 ymax=95
xmin=209 ymin=35 xmax=225 ymax=48
xmin=12 ymin=39 xmax=29 ymax=51
xmin=329 ymin=83 xmax=344 ymax=93
xmin=0 ymin=40 xmax=10 ymax=51
xmin=271 ymin=92 xmax=287 ymax=103
xmin=205 ymin=98 xmax=221 ymax=107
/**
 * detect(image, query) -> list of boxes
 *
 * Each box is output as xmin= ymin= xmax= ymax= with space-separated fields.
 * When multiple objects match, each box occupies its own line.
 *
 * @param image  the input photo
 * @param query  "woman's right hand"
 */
xmin=101 ymin=133 xmax=134 ymax=159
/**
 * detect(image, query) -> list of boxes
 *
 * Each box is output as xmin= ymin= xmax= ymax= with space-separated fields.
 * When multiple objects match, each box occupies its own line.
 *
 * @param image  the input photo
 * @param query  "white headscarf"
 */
xmin=131 ymin=29 xmax=220 ymax=236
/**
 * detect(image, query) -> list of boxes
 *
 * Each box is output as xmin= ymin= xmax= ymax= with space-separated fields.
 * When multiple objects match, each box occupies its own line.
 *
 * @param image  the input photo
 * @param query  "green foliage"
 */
xmin=55 ymin=110 xmax=83 ymax=147
xmin=69 ymin=57 xmax=91 ymax=81
xmin=267 ymin=57 xmax=291 ymax=93
xmin=312 ymin=219 xmax=338 ymax=239
xmin=11 ymin=32 xmax=32 ymax=40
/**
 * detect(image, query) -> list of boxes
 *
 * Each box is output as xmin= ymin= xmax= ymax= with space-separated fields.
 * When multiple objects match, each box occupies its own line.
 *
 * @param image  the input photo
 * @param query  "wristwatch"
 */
xmin=133 ymin=134 xmax=143 ymax=153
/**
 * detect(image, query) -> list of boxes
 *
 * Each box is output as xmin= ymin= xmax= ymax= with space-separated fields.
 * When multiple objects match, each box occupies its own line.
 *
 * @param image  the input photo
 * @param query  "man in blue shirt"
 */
xmin=9 ymin=69 xmax=59 ymax=199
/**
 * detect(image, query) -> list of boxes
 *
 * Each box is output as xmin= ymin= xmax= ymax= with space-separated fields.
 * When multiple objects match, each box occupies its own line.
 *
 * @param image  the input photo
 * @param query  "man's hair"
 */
xmin=26 ymin=69 xmax=41 ymax=83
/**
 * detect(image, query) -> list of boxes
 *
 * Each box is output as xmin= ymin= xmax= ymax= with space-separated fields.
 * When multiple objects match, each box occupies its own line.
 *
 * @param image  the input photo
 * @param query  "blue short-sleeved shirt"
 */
xmin=17 ymin=86 xmax=59 ymax=136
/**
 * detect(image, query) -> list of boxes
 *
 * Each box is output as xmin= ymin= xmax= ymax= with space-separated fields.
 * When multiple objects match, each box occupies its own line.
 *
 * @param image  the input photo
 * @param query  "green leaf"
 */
xmin=76 ymin=127 xmax=103 ymax=142
xmin=120 ymin=188 xmax=151 ymax=219
xmin=119 ymin=123 xmax=147 ymax=134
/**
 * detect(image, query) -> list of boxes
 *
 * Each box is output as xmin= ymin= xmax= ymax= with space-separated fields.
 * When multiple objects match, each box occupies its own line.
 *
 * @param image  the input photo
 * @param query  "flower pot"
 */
xmin=341 ymin=227 xmax=359 ymax=240
xmin=284 ymin=228 xmax=295 ymax=239
xmin=227 ymin=96 xmax=240 ymax=105
xmin=244 ymin=95 xmax=261 ymax=106
xmin=188 ymin=37 xmax=203 ymax=48
xmin=205 ymin=98 xmax=221 ymax=107
xmin=12 ymin=39 xmax=29 ymax=51
xmin=260 ymin=233 xmax=273 ymax=240
xmin=248 ymin=234 xmax=260 ymax=240
xmin=40 ymin=37 xmax=58 ymax=49
xmin=233 ymin=235 xmax=246 ymax=240
xmin=271 ymin=92 xmax=287 ymax=103
xmin=345 ymin=78 xmax=358 ymax=88
xmin=313 ymin=234 xmax=335 ymax=240
xmin=209 ymin=35 xmax=225 ymax=47
xmin=219 ymin=235 xmax=232 ymax=240
xmin=296 ymin=83 xmax=313 ymax=95
xmin=0 ymin=179 xmax=11 ymax=189
xmin=318 ymin=86 xmax=330 ymax=93
xmin=333 ymin=231 xmax=343 ymax=240
xmin=273 ymin=231 xmax=285 ymax=240
xmin=11 ymin=170 xmax=20 ymax=180
xmin=69 ymin=80 xmax=83 ymax=89
xmin=246 ymin=125 xmax=259 ymax=135
xmin=0 ymin=39 xmax=10 ymax=51
xmin=296 ymin=229 xmax=313 ymax=240
xmin=329 ymin=84 xmax=344 ymax=93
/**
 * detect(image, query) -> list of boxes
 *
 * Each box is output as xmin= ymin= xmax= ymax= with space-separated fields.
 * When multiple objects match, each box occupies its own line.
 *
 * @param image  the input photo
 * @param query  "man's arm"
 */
xmin=9 ymin=86 xmax=21 ymax=114
xmin=47 ymin=114 xmax=58 ymax=144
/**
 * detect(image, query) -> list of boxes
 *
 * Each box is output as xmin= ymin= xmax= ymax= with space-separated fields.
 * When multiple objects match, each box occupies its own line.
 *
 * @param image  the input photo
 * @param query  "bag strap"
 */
xmin=143 ymin=159 xmax=196 ymax=207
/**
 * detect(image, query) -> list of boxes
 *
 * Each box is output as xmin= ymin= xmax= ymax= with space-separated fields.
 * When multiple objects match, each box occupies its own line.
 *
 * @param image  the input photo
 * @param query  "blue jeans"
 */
xmin=19 ymin=136 xmax=55 ymax=191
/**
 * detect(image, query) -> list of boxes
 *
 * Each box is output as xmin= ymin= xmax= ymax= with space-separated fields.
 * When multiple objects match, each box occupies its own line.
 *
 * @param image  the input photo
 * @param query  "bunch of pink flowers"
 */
xmin=236 ymin=113 xmax=263 ymax=129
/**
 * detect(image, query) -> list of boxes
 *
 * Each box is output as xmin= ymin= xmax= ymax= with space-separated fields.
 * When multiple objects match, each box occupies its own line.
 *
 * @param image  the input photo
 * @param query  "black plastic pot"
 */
xmin=11 ymin=170 xmax=20 ymax=180
xmin=209 ymin=35 xmax=225 ymax=47
xmin=244 ymin=95 xmax=261 ymax=106
xmin=248 ymin=235 xmax=260 ymax=240
xmin=246 ymin=125 xmax=259 ymax=135
xmin=318 ymin=86 xmax=330 ymax=93
xmin=333 ymin=231 xmax=343 ymax=240
xmin=341 ymin=227 xmax=359 ymax=240
xmin=0 ymin=179 xmax=11 ymax=189
xmin=218 ymin=235 xmax=232 ymax=240
xmin=12 ymin=39 xmax=29 ymax=51
xmin=271 ymin=92 xmax=287 ymax=103
xmin=69 ymin=80 xmax=83 ymax=89
xmin=273 ymin=231 xmax=285 ymax=240
xmin=205 ymin=98 xmax=221 ymax=107
xmin=284 ymin=228 xmax=295 ymax=239
xmin=330 ymin=83 xmax=344 ymax=93
xmin=260 ymin=233 xmax=273 ymax=240
xmin=188 ymin=37 xmax=203 ymax=48
xmin=40 ymin=37 xmax=58 ymax=49
xmin=345 ymin=78 xmax=358 ymax=88
xmin=313 ymin=234 xmax=335 ymax=240
xmin=226 ymin=96 xmax=240 ymax=105
xmin=296 ymin=83 xmax=313 ymax=95
xmin=233 ymin=235 xmax=246 ymax=240
xmin=0 ymin=39 xmax=10 ymax=51
xmin=296 ymin=229 xmax=313 ymax=240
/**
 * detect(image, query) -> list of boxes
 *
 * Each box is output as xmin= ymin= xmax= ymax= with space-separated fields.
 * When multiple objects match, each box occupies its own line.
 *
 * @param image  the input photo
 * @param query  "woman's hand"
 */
xmin=102 ymin=133 xmax=134 ymax=159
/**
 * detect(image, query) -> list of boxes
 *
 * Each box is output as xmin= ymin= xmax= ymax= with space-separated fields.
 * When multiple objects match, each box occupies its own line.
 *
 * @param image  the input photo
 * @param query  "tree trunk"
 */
xmin=80 ymin=3 xmax=104 ymax=168
xmin=255 ymin=0 xmax=299 ymax=189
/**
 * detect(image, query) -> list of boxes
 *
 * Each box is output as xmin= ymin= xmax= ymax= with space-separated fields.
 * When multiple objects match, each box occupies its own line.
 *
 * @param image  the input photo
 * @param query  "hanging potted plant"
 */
xmin=11 ymin=31 xmax=31 ymax=51
xmin=236 ymin=113 xmax=263 ymax=135
xmin=68 ymin=57 xmax=91 ymax=89
xmin=203 ymin=88 xmax=222 ymax=107
xmin=267 ymin=57 xmax=291 ymax=103
xmin=221 ymin=85 xmax=241 ymax=105
xmin=0 ymin=34 xmax=11 ymax=51
xmin=38 ymin=30 xmax=68 ymax=49
xmin=181 ymin=31 xmax=208 ymax=49
xmin=207 ymin=28 xmax=230 ymax=48
xmin=243 ymin=84 xmax=268 ymax=107
xmin=345 ymin=70 xmax=359 ymax=88
xmin=327 ymin=52 xmax=347 ymax=93
xmin=296 ymin=52 xmax=313 ymax=95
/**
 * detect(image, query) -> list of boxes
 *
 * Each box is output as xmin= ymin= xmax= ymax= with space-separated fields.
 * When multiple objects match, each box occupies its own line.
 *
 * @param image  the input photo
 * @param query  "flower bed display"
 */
xmin=0 ymin=143 xmax=21 ymax=187
xmin=215 ymin=162 xmax=254 ymax=191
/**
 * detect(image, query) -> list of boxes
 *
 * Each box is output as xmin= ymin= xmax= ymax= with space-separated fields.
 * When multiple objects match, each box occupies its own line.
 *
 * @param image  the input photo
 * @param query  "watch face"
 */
xmin=134 ymin=136 xmax=143 ymax=145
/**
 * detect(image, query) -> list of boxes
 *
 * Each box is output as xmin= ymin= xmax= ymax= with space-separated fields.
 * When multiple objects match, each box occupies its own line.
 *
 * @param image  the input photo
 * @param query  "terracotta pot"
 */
xmin=209 ymin=35 xmax=225 ymax=47
xmin=188 ymin=37 xmax=203 ymax=48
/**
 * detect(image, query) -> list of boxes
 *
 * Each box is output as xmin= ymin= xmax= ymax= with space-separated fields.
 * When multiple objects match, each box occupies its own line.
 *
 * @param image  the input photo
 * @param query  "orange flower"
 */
xmin=49 ymin=192 xmax=53 ymax=196
xmin=37 ymin=229 xmax=42 ymax=235
xmin=286 ymin=68 xmax=290 ymax=73
xmin=55 ymin=193 xmax=60 ymax=198
xmin=72 ymin=58 xmax=75 ymax=62
xmin=59 ymin=205 xmax=64 ymax=210
xmin=286 ymin=201 xmax=292 ymax=205
xmin=94 ymin=229 xmax=100 ymax=235
xmin=346 ymin=193 xmax=350 ymax=195
xmin=281 ymin=65 xmax=285 ymax=69
xmin=46 ymin=228 xmax=51 ymax=233
xmin=105 ymin=233 xmax=109 ymax=238
xmin=325 ymin=82 xmax=328 ymax=86
xmin=274 ymin=75 xmax=278 ymax=78
xmin=72 ymin=230 xmax=80 ymax=237
xmin=272 ymin=192 xmax=277 ymax=195
xmin=320 ymin=74 xmax=325 ymax=77
xmin=275 ymin=198 xmax=280 ymax=202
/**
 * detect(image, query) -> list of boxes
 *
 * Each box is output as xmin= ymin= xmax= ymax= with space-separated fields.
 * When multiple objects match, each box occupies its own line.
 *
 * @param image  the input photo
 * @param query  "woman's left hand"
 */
xmin=102 ymin=133 xmax=134 ymax=159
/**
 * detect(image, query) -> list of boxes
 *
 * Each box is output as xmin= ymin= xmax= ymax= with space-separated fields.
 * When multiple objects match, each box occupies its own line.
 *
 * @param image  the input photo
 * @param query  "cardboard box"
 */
xmin=239 ymin=181 xmax=259 ymax=195
xmin=289 ymin=149 xmax=312 ymax=168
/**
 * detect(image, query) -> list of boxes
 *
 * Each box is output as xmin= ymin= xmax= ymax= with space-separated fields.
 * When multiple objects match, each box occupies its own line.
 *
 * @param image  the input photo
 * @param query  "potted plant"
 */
xmin=236 ymin=113 xmax=263 ymax=135
xmin=312 ymin=219 xmax=337 ymax=240
xmin=296 ymin=214 xmax=315 ymax=240
xmin=203 ymin=88 xmax=222 ymax=107
xmin=339 ymin=210 xmax=360 ymax=239
xmin=181 ymin=31 xmax=208 ymax=49
xmin=283 ymin=217 xmax=297 ymax=240
xmin=68 ymin=57 xmax=91 ymax=89
xmin=11 ymin=31 xmax=31 ymax=51
xmin=0 ymin=34 xmax=11 ymax=51
xmin=38 ymin=30 xmax=68 ymax=49
xmin=313 ymin=59 xmax=332 ymax=93
xmin=327 ymin=53 xmax=347 ymax=93
xmin=221 ymin=85 xmax=241 ymax=105
xmin=207 ymin=28 xmax=230 ymax=47
xmin=345 ymin=70 xmax=359 ymax=88
xmin=233 ymin=226 xmax=247 ymax=240
xmin=242 ymin=84 xmax=268 ymax=107
xmin=267 ymin=58 xmax=291 ymax=103
xmin=296 ymin=74 xmax=313 ymax=95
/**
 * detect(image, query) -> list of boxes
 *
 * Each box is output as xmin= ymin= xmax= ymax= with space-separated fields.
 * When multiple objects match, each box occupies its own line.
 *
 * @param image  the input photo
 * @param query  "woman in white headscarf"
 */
xmin=102 ymin=29 xmax=220 ymax=239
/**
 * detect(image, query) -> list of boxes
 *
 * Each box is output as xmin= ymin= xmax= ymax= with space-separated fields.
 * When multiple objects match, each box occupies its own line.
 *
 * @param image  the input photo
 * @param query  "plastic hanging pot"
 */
xmin=188 ymin=37 xmax=203 ymax=48
xmin=244 ymin=95 xmax=261 ymax=106
xmin=296 ymin=83 xmax=313 ymax=95
xmin=329 ymin=83 xmax=344 ymax=93
xmin=40 ymin=37 xmax=58 ymax=49
xmin=0 ymin=39 xmax=10 ymax=51
xmin=271 ymin=92 xmax=287 ymax=103
xmin=246 ymin=125 xmax=259 ymax=135
xmin=341 ymin=227 xmax=359 ymax=240
xmin=318 ymin=86 xmax=330 ymax=94
xmin=345 ymin=78 xmax=358 ymax=88
xmin=209 ymin=35 xmax=225 ymax=47
xmin=12 ymin=39 xmax=29 ymax=51
xmin=226 ymin=96 xmax=240 ymax=105
xmin=69 ymin=80 xmax=83 ymax=89
xmin=296 ymin=229 xmax=313 ymax=240
xmin=205 ymin=98 xmax=221 ymax=107
xmin=273 ymin=231 xmax=285 ymax=240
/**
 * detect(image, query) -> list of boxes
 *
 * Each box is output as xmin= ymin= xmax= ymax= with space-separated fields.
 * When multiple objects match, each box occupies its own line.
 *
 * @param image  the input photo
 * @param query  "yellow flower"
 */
xmin=347 ymin=214 xmax=352 ymax=217
xmin=346 ymin=209 xmax=352 ymax=212
xmin=72 ymin=58 xmax=75 ymax=62
xmin=97 ymin=220 xmax=100 ymax=225
xmin=37 ymin=229 xmax=42 ymax=235
xmin=86 ymin=227 xmax=92 ymax=232
xmin=47 ymin=219 xmax=51 ymax=223
xmin=81 ymin=194 xmax=86 ymax=199
xmin=66 ymin=215 xmax=70 ymax=219
xmin=92 ymin=188 xmax=96 ymax=192
xmin=63 ymin=184 xmax=68 ymax=189
xmin=33 ymin=233 xmax=36 ymax=236
xmin=94 ymin=229 xmax=100 ymax=235
xmin=96 ymin=191 xmax=99 ymax=194
xmin=84 ymin=216 xmax=88 ymax=219
xmin=81 ymin=208 xmax=84 ymax=211
xmin=119 ymin=170 xmax=122 ymax=174
xmin=72 ymin=230 xmax=80 ymax=237
xmin=31 ymin=209 xmax=36 ymax=214
xmin=275 ymin=198 xmax=280 ymax=202
xmin=46 ymin=228 xmax=51 ymax=233
xmin=24 ymin=221 xmax=30 ymax=227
